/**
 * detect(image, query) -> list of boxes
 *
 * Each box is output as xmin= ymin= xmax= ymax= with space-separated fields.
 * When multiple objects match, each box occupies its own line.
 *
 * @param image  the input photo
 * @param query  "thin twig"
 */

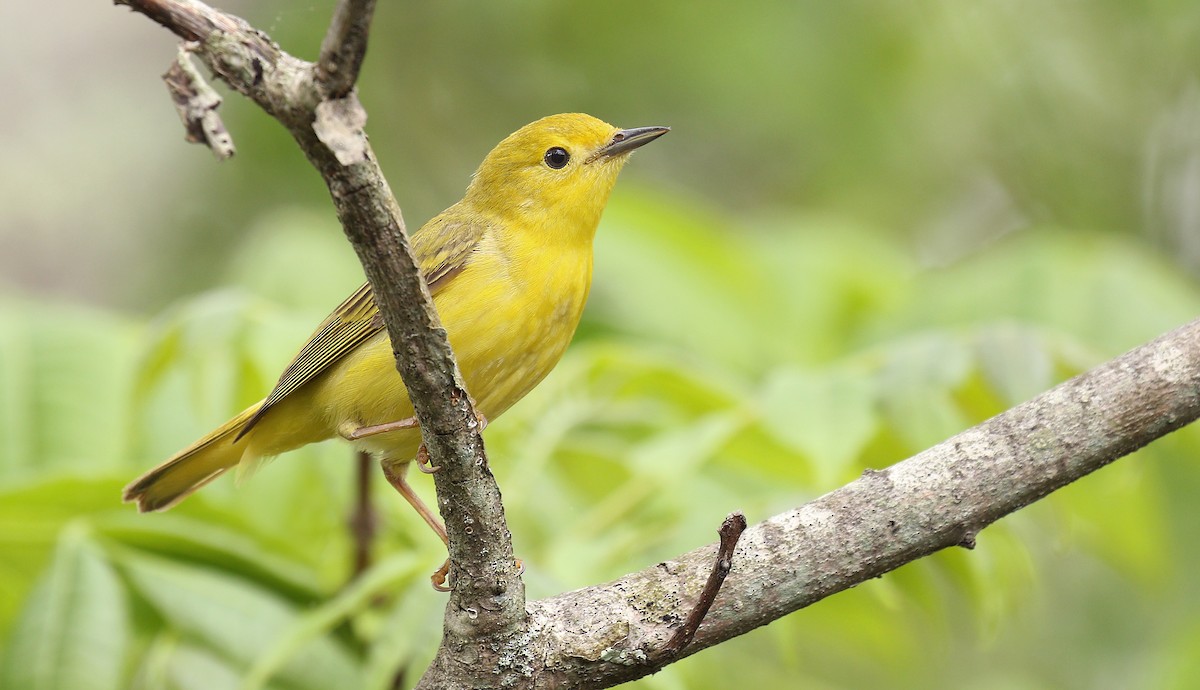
xmin=658 ymin=511 xmax=747 ymax=659
xmin=162 ymin=44 xmax=235 ymax=159
xmin=317 ymin=0 xmax=377 ymax=98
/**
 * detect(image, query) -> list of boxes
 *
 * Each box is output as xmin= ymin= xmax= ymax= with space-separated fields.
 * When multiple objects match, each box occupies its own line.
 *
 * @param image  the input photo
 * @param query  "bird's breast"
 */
xmin=440 ymin=237 xmax=593 ymax=420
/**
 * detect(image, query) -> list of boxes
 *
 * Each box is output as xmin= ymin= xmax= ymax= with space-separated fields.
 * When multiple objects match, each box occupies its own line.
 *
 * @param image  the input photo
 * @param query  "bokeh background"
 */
xmin=5 ymin=1 xmax=1200 ymax=688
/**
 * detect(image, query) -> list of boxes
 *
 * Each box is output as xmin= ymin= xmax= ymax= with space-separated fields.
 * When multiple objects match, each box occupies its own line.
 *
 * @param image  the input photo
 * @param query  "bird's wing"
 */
xmin=235 ymin=216 xmax=488 ymax=440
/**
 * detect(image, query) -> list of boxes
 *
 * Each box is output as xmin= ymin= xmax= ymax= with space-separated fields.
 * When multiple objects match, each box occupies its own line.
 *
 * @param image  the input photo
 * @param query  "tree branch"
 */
xmin=655 ymin=512 xmax=747 ymax=660
xmin=316 ymin=0 xmax=376 ymax=98
xmin=162 ymin=44 xmax=235 ymax=159
xmin=114 ymin=0 xmax=523 ymax=660
xmin=512 ymin=317 xmax=1200 ymax=688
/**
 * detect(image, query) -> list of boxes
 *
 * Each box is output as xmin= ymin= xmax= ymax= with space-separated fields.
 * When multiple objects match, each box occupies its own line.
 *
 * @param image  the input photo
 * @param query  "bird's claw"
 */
xmin=431 ymin=558 xmax=452 ymax=592
xmin=416 ymin=444 xmax=441 ymax=474
xmin=472 ymin=402 xmax=489 ymax=431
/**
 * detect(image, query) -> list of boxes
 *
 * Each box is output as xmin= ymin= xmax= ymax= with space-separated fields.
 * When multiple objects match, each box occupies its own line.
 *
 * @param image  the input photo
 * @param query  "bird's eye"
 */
xmin=544 ymin=147 xmax=570 ymax=169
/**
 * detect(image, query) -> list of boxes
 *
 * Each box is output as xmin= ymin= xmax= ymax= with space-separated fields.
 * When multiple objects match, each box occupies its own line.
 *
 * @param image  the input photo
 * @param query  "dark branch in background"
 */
xmin=114 ymin=0 xmax=524 ymax=669
xmin=349 ymin=450 xmax=376 ymax=579
xmin=107 ymin=2 xmax=1200 ymax=688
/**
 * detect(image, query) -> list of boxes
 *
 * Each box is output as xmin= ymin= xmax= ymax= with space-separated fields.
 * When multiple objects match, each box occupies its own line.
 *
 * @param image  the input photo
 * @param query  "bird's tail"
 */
xmin=123 ymin=403 xmax=262 ymax=512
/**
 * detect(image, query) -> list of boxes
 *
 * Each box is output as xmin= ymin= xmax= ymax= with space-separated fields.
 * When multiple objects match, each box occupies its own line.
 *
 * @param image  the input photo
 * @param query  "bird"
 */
xmin=123 ymin=113 xmax=668 ymax=583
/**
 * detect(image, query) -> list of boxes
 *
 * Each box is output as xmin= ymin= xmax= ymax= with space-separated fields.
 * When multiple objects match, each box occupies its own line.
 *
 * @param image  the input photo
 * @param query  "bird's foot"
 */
xmin=413 ymin=400 xmax=487 ymax=474
xmin=431 ymin=558 xmax=452 ymax=592
xmin=470 ymin=400 xmax=489 ymax=431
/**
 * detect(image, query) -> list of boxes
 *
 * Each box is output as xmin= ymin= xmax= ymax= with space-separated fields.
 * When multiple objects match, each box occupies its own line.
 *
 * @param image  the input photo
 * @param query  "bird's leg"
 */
xmin=339 ymin=403 xmax=485 ymax=443
xmin=363 ymin=399 xmax=489 ymax=583
xmin=380 ymin=460 xmax=447 ymax=546
xmin=380 ymin=460 xmax=453 ymax=591
xmin=340 ymin=416 xmax=419 ymax=441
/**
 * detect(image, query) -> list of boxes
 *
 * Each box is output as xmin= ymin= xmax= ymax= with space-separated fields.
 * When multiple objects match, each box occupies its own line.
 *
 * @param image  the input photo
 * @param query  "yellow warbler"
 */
xmin=123 ymin=113 xmax=668 ymax=523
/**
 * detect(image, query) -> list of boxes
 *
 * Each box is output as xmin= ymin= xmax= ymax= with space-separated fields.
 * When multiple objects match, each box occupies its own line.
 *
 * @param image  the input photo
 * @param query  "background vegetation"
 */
xmin=4 ymin=1 xmax=1200 ymax=688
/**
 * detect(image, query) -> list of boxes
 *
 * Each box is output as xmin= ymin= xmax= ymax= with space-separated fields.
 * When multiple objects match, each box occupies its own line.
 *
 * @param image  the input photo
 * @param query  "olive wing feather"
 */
xmin=234 ymin=217 xmax=487 ymax=440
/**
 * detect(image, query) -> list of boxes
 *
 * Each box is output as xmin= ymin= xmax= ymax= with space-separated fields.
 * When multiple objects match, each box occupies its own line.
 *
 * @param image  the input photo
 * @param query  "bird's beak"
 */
xmin=589 ymin=126 xmax=670 ymax=162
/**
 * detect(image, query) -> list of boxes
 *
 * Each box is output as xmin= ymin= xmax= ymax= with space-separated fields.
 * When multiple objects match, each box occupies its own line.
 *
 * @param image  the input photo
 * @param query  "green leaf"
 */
xmin=162 ymin=644 xmax=244 ymax=690
xmin=1164 ymin=619 xmax=1200 ymax=690
xmin=224 ymin=208 xmax=366 ymax=313
xmin=0 ymin=526 xmax=129 ymax=690
xmin=1050 ymin=455 xmax=1172 ymax=588
xmin=0 ymin=301 xmax=140 ymax=479
xmin=97 ymin=513 xmax=325 ymax=599
xmin=591 ymin=192 xmax=776 ymax=372
xmin=868 ymin=232 xmax=1200 ymax=357
xmin=120 ymin=554 xmax=362 ymax=690
xmin=242 ymin=554 xmax=418 ymax=690
xmin=0 ymin=476 xmax=127 ymax=629
xmin=129 ymin=637 xmax=244 ymax=690
xmin=746 ymin=215 xmax=912 ymax=361
xmin=876 ymin=333 xmax=974 ymax=451
xmin=361 ymin=582 xmax=445 ymax=690
xmin=545 ymin=412 xmax=745 ymax=581
xmin=759 ymin=364 xmax=877 ymax=483
xmin=974 ymin=324 xmax=1055 ymax=407
xmin=131 ymin=291 xmax=283 ymax=463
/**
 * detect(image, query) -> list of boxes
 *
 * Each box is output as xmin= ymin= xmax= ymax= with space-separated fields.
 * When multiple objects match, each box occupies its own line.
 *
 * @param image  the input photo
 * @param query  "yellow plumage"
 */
xmin=124 ymin=113 xmax=668 ymax=512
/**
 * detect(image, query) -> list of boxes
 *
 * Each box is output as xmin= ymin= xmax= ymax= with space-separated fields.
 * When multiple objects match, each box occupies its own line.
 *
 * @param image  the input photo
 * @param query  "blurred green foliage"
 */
xmin=5 ymin=0 xmax=1200 ymax=688
xmin=122 ymin=0 xmax=1200 ymax=309
xmin=4 ymin=198 xmax=1200 ymax=688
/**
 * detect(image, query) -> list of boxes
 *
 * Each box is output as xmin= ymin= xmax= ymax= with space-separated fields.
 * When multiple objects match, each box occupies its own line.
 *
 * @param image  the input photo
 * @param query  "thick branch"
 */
xmin=115 ymin=0 xmax=523 ymax=652
xmin=509 ymin=318 xmax=1200 ymax=688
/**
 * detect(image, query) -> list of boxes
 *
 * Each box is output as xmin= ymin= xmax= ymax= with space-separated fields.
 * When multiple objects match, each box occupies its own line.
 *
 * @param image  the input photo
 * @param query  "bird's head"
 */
xmin=465 ymin=113 xmax=668 ymax=239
